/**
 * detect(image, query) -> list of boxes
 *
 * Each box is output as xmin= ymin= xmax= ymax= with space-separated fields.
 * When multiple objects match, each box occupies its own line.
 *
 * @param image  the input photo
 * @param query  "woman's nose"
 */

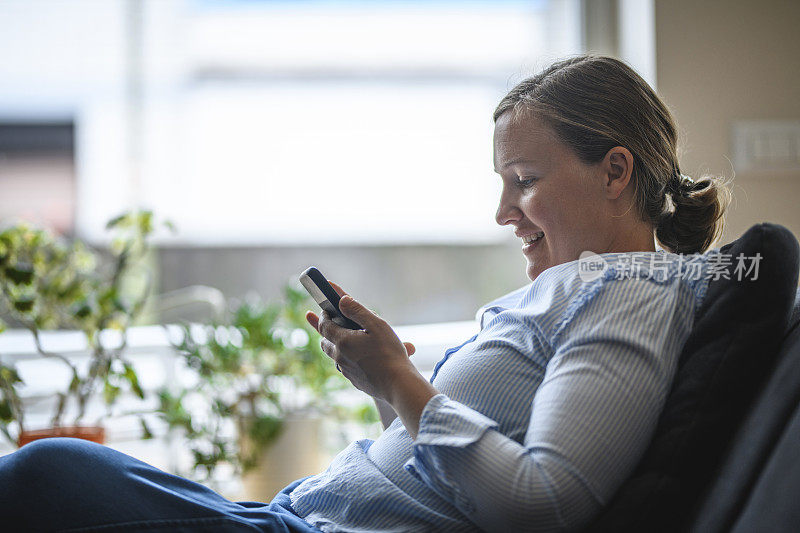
xmin=495 ymin=188 xmax=522 ymax=226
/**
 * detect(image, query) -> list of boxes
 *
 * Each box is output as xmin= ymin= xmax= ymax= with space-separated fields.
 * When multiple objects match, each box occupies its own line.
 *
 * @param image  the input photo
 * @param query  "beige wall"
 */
xmin=655 ymin=0 xmax=800 ymax=245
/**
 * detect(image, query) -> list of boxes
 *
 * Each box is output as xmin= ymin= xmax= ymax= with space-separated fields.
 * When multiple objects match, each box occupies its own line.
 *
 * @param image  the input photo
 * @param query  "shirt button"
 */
xmin=404 ymin=464 xmax=422 ymax=481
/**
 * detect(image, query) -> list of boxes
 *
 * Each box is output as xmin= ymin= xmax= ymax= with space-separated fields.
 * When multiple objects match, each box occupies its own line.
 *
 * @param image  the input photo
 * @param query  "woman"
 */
xmin=0 ymin=54 xmax=729 ymax=532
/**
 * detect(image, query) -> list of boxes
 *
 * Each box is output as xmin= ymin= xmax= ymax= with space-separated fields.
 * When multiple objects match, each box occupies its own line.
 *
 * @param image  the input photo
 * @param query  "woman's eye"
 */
xmin=516 ymin=177 xmax=536 ymax=187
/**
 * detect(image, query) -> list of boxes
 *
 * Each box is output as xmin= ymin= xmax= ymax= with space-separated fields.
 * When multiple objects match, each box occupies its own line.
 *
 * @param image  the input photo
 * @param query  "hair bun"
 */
xmin=668 ymin=173 xmax=697 ymax=197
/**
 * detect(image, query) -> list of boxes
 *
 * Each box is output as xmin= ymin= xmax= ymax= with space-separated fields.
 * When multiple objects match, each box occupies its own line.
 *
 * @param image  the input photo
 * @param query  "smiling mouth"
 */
xmin=521 ymin=231 xmax=544 ymax=247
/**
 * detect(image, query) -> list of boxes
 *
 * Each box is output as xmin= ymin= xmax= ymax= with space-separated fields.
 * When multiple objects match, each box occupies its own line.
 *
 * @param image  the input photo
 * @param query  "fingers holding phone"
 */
xmin=300 ymin=268 xmax=415 ymax=357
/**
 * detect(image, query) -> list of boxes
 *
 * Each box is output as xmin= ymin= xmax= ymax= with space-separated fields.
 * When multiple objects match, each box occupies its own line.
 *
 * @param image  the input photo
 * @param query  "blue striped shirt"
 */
xmin=289 ymin=250 xmax=715 ymax=532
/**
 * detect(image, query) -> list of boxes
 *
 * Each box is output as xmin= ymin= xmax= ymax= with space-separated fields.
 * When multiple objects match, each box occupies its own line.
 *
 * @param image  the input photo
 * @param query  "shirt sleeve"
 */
xmin=403 ymin=276 xmax=694 ymax=532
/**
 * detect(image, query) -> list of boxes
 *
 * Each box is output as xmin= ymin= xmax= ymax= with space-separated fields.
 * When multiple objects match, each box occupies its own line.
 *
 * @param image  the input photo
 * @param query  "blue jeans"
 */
xmin=0 ymin=437 xmax=325 ymax=532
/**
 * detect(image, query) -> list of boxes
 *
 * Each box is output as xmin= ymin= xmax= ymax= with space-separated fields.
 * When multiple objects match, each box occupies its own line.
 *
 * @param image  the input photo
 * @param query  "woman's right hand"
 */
xmin=314 ymin=280 xmax=416 ymax=358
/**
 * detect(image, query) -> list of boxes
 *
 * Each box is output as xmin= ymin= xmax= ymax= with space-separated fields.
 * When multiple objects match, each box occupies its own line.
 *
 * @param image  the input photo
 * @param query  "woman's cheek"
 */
xmin=526 ymin=197 xmax=550 ymax=225
xmin=520 ymin=193 xmax=541 ymax=218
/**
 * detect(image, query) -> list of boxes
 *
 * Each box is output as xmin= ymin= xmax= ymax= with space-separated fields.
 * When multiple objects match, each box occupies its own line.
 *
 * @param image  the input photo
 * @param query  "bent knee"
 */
xmin=6 ymin=437 xmax=107 ymax=486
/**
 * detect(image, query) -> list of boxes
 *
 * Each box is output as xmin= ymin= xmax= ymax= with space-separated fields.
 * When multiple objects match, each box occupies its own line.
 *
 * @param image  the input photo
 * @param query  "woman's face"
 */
xmin=493 ymin=111 xmax=620 ymax=281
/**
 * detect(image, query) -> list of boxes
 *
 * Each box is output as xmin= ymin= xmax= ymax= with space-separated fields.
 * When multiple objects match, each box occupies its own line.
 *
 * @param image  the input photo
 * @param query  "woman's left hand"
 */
xmin=305 ymin=281 xmax=417 ymax=402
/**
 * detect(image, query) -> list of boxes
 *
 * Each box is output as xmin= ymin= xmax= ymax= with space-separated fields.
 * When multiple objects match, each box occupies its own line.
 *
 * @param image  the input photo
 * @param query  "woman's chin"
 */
xmin=525 ymin=251 xmax=557 ymax=281
xmin=526 ymin=262 xmax=546 ymax=281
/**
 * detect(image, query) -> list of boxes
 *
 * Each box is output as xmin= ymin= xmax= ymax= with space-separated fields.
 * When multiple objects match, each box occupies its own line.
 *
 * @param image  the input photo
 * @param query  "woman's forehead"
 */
xmin=493 ymin=113 xmax=561 ymax=170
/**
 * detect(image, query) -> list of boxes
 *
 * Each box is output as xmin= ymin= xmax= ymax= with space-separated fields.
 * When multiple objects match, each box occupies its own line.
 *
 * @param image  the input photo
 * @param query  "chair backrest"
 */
xmin=688 ymin=287 xmax=800 ymax=533
xmin=153 ymin=285 xmax=227 ymax=323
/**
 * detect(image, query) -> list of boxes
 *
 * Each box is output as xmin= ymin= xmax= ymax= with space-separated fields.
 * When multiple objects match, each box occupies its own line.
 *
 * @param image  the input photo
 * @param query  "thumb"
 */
xmin=403 ymin=341 xmax=416 ymax=357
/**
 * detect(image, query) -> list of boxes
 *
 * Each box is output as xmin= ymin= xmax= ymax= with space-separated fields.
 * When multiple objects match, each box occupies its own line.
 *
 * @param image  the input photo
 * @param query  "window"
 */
xmin=18 ymin=0 xmax=583 ymax=245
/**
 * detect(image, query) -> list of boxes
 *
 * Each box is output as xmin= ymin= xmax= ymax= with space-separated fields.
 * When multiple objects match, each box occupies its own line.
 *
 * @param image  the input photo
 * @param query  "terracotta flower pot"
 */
xmin=17 ymin=426 xmax=106 ymax=447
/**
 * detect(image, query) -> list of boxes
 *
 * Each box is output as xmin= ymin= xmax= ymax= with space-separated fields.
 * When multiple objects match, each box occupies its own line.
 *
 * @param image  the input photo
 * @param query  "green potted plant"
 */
xmin=0 ymin=211 xmax=162 ymax=447
xmin=148 ymin=282 xmax=379 ymax=499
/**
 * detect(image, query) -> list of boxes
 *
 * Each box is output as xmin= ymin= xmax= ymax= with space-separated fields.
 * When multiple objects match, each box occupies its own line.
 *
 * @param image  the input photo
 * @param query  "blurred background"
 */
xmin=1 ymin=0 xmax=798 ymax=325
xmin=1 ymin=0 xmax=799 ymax=501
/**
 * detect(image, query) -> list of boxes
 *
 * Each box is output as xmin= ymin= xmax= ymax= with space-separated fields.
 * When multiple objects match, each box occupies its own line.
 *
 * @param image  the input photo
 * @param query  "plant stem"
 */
xmin=0 ymin=424 xmax=14 ymax=444
xmin=29 ymin=327 xmax=80 ymax=376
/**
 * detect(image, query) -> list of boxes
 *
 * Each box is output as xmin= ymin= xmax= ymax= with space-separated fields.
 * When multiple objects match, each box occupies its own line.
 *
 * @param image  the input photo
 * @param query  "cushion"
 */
xmin=584 ymin=223 xmax=800 ymax=533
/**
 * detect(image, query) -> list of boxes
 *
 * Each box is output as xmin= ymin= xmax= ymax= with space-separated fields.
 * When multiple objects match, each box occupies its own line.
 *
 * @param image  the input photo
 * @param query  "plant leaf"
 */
xmin=248 ymin=414 xmax=283 ymax=448
xmin=123 ymin=363 xmax=144 ymax=399
xmin=0 ymin=399 xmax=13 ymax=422
xmin=105 ymin=213 xmax=127 ymax=229
xmin=103 ymin=380 xmax=121 ymax=404
xmin=12 ymin=297 xmax=34 ymax=313
xmin=140 ymin=418 xmax=153 ymax=440
xmin=4 ymin=265 xmax=34 ymax=285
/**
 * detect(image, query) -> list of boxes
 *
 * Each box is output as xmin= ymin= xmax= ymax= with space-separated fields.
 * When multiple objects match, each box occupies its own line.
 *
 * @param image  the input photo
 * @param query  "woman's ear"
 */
xmin=603 ymin=146 xmax=634 ymax=199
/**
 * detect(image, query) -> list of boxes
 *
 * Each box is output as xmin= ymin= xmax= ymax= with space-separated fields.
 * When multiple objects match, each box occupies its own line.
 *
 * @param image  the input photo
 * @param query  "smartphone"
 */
xmin=299 ymin=266 xmax=363 ymax=330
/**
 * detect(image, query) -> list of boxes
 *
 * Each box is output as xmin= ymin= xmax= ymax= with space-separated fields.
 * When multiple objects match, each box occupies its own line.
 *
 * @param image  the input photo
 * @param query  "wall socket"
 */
xmin=731 ymin=120 xmax=800 ymax=174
